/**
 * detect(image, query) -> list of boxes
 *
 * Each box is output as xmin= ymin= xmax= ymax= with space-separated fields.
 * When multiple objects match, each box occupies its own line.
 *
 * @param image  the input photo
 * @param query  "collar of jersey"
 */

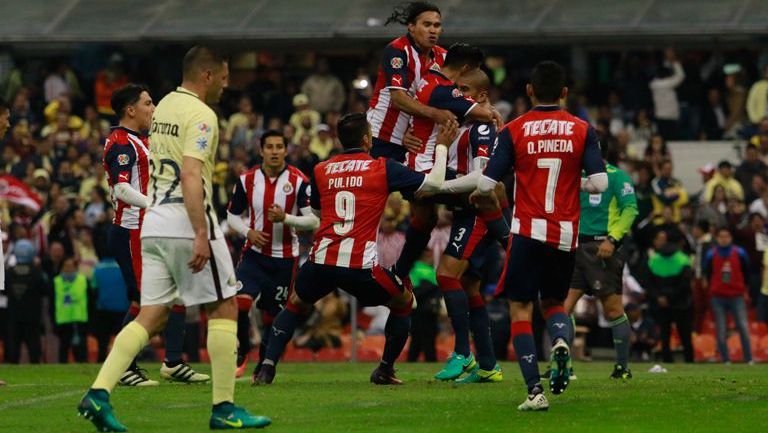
xmin=110 ymin=125 xmax=144 ymax=137
xmin=428 ymin=69 xmax=451 ymax=83
xmin=532 ymin=105 xmax=561 ymax=112
xmin=405 ymin=33 xmax=434 ymax=58
xmin=341 ymin=148 xmax=368 ymax=155
xmin=260 ymin=164 xmax=288 ymax=181
xmin=174 ymin=86 xmax=200 ymax=98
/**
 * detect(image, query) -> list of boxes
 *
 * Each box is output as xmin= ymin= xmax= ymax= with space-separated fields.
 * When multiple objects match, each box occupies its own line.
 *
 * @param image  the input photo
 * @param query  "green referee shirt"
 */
xmin=579 ymin=163 xmax=639 ymax=240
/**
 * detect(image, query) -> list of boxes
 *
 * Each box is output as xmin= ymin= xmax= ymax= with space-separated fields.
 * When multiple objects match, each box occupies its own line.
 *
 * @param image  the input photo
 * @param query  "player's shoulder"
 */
xmin=432 ymin=45 xmax=447 ymax=57
xmin=287 ymin=164 xmax=310 ymax=182
xmin=387 ymin=36 xmax=410 ymax=52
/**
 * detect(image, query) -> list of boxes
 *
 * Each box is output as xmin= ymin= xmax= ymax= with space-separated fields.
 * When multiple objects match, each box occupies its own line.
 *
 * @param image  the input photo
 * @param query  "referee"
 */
xmin=564 ymin=141 xmax=639 ymax=380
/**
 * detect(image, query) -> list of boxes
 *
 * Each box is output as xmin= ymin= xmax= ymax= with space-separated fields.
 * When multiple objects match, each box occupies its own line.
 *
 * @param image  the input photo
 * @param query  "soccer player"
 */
xmin=476 ymin=61 xmax=607 ymax=411
xmin=0 ymin=98 xmax=8 ymax=387
xmin=254 ymin=113 xmax=457 ymax=386
xmin=103 ymin=84 xmax=208 ymax=387
xmin=226 ymin=130 xmax=318 ymax=380
xmin=368 ymin=1 xmax=456 ymax=163
xmin=78 ymin=46 xmax=270 ymax=431
xmin=563 ymin=141 xmax=638 ymax=379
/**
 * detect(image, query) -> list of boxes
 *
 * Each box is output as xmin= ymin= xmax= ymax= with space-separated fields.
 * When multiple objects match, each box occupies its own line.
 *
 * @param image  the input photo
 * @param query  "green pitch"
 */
xmin=1 ymin=362 xmax=766 ymax=433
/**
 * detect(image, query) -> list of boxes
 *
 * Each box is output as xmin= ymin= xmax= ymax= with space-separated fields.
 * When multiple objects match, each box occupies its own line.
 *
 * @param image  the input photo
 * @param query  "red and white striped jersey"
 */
xmin=483 ymin=106 xmax=605 ymax=251
xmin=367 ymin=34 xmax=446 ymax=146
xmin=103 ymin=126 xmax=150 ymax=230
xmin=309 ymin=149 xmax=426 ymax=269
xmin=228 ymin=164 xmax=310 ymax=259
xmin=448 ymin=122 xmax=495 ymax=176
xmin=407 ymin=70 xmax=477 ymax=172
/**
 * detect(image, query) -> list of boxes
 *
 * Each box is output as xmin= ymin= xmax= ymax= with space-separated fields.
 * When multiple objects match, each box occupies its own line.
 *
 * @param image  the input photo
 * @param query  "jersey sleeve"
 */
xmin=608 ymin=169 xmax=640 ymax=241
xmin=182 ymin=109 xmax=217 ymax=163
xmin=429 ymin=85 xmax=477 ymax=118
xmin=104 ymin=143 xmax=137 ymax=184
xmin=582 ymin=126 xmax=606 ymax=176
xmin=385 ymin=159 xmax=427 ymax=193
xmin=483 ymin=126 xmax=514 ymax=182
xmin=469 ymin=122 xmax=496 ymax=159
xmin=297 ymin=179 xmax=311 ymax=210
xmin=227 ymin=178 xmax=249 ymax=215
xmin=380 ymin=46 xmax=409 ymax=90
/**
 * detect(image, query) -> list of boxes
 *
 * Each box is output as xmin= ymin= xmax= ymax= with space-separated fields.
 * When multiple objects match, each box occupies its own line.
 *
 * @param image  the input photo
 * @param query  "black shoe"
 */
xmin=610 ymin=364 xmax=632 ymax=379
xmin=370 ymin=366 xmax=403 ymax=385
xmin=252 ymin=363 xmax=275 ymax=385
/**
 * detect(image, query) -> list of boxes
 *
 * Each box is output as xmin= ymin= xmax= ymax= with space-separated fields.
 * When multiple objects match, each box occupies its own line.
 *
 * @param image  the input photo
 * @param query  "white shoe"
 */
xmin=160 ymin=362 xmax=210 ymax=383
xmin=119 ymin=367 xmax=159 ymax=386
xmin=517 ymin=392 xmax=549 ymax=411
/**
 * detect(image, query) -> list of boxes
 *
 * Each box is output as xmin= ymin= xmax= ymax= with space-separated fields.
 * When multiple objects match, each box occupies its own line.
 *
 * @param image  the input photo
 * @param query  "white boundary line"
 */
xmin=0 ymin=390 xmax=82 ymax=411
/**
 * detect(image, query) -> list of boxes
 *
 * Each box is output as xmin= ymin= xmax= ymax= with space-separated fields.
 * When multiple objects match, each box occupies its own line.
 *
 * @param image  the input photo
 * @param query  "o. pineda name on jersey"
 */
xmin=324 ymin=159 xmax=371 ymax=189
xmin=523 ymin=119 xmax=575 ymax=154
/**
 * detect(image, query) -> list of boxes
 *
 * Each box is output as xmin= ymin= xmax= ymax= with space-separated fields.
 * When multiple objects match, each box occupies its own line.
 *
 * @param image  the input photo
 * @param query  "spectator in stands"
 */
xmin=747 ymin=65 xmax=768 ymax=126
xmin=309 ymin=124 xmax=336 ymax=160
xmin=632 ymin=162 xmax=655 ymax=227
xmin=699 ymin=88 xmax=727 ymax=140
xmin=626 ymin=303 xmax=657 ymax=361
xmin=53 ymin=256 xmax=90 ymax=363
xmin=646 ymin=230 xmax=694 ymax=362
xmin=735 ymin=212 xmax=766 ymax=304
xmin=489 ymin=87 xmax=512 ymax=121
xmin=704 ymin=226 xmax=754 ymax=364
xmin=301 ymin=58 xmax=345 ymax=115
xmin=44 ymin=62 xmax=70 ymax=103
xmin=651 ymin=159 xmax=688 ymax=224
xmin=295 ymin=292 xmax=347 ymax=352
xmin=749 ymin=118 xmax=768 ymax=156
xmin=407 ymin=249 xmax=440 ymax=362
xmin=4 ymin=239 xmax=48 ymax=364
xmin=643 ymin=134 xmax=670 ymax=177
xmin=377 ymin=211 xmax=406 ymax=269
xmin=760 ymin=251 xmax=768 ymax=324
xmin=94 ymin=54 xmax=128 ymax=121
xmin=704 ymin=160 xmax=745 ymax=202
xmin=286 ymin=133 xmax=319 ymax=176
xmin=628 ymin=109 xmax=657 ymax=146
xmin=649 ymin=48 xmax=685 ymax=140
xmin=225 ymin=95 xmax=254 ymax=142
xmin=691 ymin=220 xmax=714 ymax=333
xmin=736 ymin=145 xmax=767 ymax=204
xmin=91 ymin=254 xmax=129 ymax=362
xmin=289 ymin=93 xmax=320 ymax=142
xmin=723 ymin=64 xmax=747 ymax=138
xmin=231 ymin=111 xmax=264 ymax=154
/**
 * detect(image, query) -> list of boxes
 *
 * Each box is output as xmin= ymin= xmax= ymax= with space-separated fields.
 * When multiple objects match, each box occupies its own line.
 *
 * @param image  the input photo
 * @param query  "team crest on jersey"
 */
xmin=429 ymin=63 xmax=441 ymax=71
xmin=621 ymin=182 xmax=635 ymax=196
xmin=283 ymin=182 xmax=294 ymax=195
xmin=197 ymin=122 xmax=212 ymax=134
xmin=117 ymin=154 xmax=129 ymax=165
xmin=390 ymin=57 xmax=404 ymax=69
xmin=451 ymin=88 xmax=463 ymax=98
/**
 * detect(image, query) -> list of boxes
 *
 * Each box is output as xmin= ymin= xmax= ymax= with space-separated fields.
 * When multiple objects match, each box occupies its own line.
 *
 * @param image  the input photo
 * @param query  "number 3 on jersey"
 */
xmin=333 ymin=191 xmax=355 ymax=235
xmin=537 ymin=158 xmax=562 ymax=214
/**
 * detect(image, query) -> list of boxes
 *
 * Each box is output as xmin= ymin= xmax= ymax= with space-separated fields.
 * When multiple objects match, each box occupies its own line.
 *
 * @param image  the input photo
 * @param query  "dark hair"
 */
xmin=530 ymin=61 xmax=566 ymax=103
xmin=746 ymin=143 xmax=759 ymax=152
xmin=385 ymin=1 xmax=440 ymax=26
xmin=716 ymin=225 xmax=732 ymax=235
xmin=182 ymin=46 xmax=227 ymax=80
xmin=443 ymin=43 xmax=485 ymax=71
xmin=748 ymin=212 xmax=765 ymax=223
xmin=0 ymin=97 xmax=9 ymax=113
xmin=644 ymin=134 xmax=669 ymax=158
xmin=260 ymin=129 xmax=286 ymax=145
xmin=695 ymin=220 xmax=710 ymax=233
xmin=111 ymin=83 xmax=149 ymax=119
xmin=718 ymin=159 xmax=732 ymax=169
xmin=337 ymin=113 xmax=369 ymax=149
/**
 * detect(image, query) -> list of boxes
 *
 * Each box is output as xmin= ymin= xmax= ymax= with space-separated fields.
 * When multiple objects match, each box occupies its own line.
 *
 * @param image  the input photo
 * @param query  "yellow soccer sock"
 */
xmin=92 ymin=321 xmax=149 ymax=393
xmin=207 ymin=319 xmax=238 ymax=405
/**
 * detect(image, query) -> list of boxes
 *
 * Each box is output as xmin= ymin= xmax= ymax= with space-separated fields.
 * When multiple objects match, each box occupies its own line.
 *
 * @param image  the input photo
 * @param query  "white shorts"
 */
xmin=141 ymin=237 xmax=238 ymax=307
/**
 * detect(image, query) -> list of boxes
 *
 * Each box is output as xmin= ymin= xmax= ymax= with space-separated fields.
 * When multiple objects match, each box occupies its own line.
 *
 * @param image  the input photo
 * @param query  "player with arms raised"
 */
xmin=254 ymin=113 xmax=457 ymax=386
xmin=476 ymin=61 xmax=607 ymax=411
xmin=78 ymin=46 xmax=270 ymax=431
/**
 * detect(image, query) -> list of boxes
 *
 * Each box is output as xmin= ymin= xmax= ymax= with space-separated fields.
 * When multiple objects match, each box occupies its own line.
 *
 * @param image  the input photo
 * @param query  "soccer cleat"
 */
xmin=252 ymin=363 xmax=275 ymax=386
xmin=210 ymin=403 xmax=271 ymax=430
xmin=434 ymin=352 xmax=477 ymax=381
xmin=160 ymin=362 xmax=210 ymax=383
xmin=119 ymin=367 xmax=159 ymax=387
xmin=77 ymin=390 xmax=128 ymax=432
xmin=370 ymin=366 xmax=404 ymax=385
xmin=235 ymin=356 xmax=249 ymax=379
xmin=548 ymin=338 xmax=571 ymax=395
xmin=542 ymin=367 xmax=577 ymax=381
xmin=455 ymin=364 xmax=503 ymax=384
xmin=609 ymin=364 xmax=633 ymax=380
xmin=517 ymin=389 xmax=549 ymax=412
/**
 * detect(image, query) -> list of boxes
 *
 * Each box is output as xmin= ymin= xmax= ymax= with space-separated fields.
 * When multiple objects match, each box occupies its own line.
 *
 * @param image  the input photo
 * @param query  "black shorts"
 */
xmin=371 ymin=137 xmax=407 ymax=163
xmin=444 ymin=209 xmax=493 ymax=262
xmin=294 ymin=261 xmax=406 ymax=307
xmin=108 ymin=224 xmax=140 ymax=303
xmin=235 ymin=249 xmax=297 ymax=315
xmin=496 ymin=235 xmax=576 ymax=303
xmin=569 ymin=240 xmax=624 ymax=297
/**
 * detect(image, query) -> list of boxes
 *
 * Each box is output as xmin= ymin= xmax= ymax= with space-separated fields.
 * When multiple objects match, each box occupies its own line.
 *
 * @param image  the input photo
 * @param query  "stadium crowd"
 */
xmin=1 ymin=44 xmax=768 ymax=366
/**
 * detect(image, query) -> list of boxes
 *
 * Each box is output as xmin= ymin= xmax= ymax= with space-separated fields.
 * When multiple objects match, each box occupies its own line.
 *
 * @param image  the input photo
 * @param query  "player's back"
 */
xmin=143 ymin=87 xmax=221 ymax=239
xmin=310 ymin=151 xmax=390 ymax=269
xmin=506 ymin=106 xmax=590 ymax=251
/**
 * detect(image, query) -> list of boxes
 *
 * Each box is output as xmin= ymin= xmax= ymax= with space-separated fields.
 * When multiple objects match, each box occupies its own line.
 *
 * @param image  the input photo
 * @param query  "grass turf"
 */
xmin=0 ymin=361 xmax=766 ymax=433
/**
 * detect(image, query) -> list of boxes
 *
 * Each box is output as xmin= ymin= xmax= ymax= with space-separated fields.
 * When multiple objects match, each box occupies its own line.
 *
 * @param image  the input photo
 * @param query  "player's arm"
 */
xmin=437 ymin=123 xmax=495 ymax=194
xmin=226 ymin=177 xmax=270 ymax=248
xmin=268 ymin=182 xmax=319 ymax=231
xmin=388 ymin=123 xmax=458 ymax=194
xmin=180 ymin=156 xmax=209 ymax=272
xmin=581 ymin=126 xmax=608 ymax=193
xmin=608 ymin=170 xmax=640 ymax=243
xmin=106 ymin=144 xmax=150 ymax=208
xmin=477 ymin=126 xmax=514 ymax=195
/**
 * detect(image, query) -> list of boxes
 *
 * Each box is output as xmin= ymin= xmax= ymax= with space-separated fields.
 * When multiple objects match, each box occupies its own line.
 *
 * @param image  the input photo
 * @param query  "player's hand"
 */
xmin=402 ymin=128 xmax=423 ymax=153
xmin=473 ymin=190 xmax=500 ymax=212
xmin=469 ymin=188 xmax=492 ymax=206
xmin=415 ymin=190 xmax=435 ymax=200
xmin=596 ymin=239 xmax=615 ymax=259
xmin=491 ymin=107 xmax=505 ymax=130
xmin=436 ymin=121 xmax=459 ymax=147
xmin=430 ymin=108 xmax=458 ymax=128
xmin=268 ymin=204 xmax=287 ymax=223
xmin=188 ymin=234 xmax=211 ymax=273
xmin=247 ymin=229 xmax=269 ymax=248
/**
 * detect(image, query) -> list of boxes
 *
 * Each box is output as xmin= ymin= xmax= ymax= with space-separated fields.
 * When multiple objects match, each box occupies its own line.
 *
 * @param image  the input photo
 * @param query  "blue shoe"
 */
xmin=434 ymin=352 xmax=477 ymax=381
xmin=77 ymin=389 xmax=128 ymax=432
xmin=210 ymin=403 xmax=271 ymax=429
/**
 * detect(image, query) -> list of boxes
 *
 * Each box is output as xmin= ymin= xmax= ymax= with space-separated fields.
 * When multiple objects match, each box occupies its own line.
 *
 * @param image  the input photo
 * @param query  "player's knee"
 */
xmin=206 ymin=297 xmax=238 ymax=320
xmin=539 ymin=298 xmax=562 ymax=312
xmin=286 ymin=292 xmax=312 ymax=316
xmin=601 ymin=295 xmax=625 ymax=321
xmin=389 ymin=289 xmax=414 ymax=316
